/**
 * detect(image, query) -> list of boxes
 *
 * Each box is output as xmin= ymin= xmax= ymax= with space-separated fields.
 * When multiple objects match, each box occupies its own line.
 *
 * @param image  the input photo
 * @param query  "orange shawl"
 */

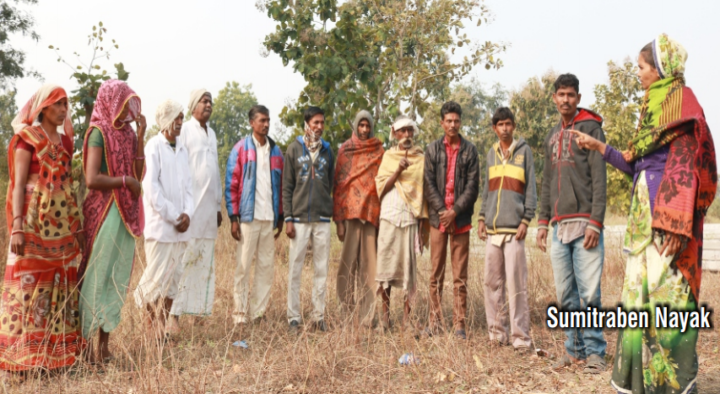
xmin=332 ymin=134 xmax=384 ymax=227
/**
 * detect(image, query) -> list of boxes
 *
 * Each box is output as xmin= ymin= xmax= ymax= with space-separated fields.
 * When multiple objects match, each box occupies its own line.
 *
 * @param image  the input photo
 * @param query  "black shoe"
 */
xmin=454 ymin=329 xmax=467 ymax=340
xmin=311 ymin=320 xmax=328 ymax=332
xmin=289 ymin=320 xmax=300 ymax=334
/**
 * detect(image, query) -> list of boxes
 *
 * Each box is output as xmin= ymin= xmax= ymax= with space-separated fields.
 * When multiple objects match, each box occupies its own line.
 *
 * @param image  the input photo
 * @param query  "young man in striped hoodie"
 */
xmin=477 ymin=107 xmax=536 ymax=354
xmin=225 ymin=105 xmax=284 ymax=326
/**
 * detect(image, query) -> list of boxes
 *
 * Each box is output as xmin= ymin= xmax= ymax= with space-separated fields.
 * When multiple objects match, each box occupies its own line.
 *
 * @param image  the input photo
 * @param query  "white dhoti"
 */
xmin=376 ymin=219 xmax=417 ymax=300
xmin=169 ymin=238 xmax=217 ymax=316
xmin=134 ymin=240 xmax=187 ymax=307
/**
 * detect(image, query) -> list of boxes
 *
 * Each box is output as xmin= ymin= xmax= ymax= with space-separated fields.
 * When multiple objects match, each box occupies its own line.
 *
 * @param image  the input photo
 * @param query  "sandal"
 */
xmin=583 ymin=354 xmax=606 ymax=374
xmin=551 ymin=353 xmax=584 ymax=371
xmin=514 ymin=346 xmax=534 ymax=356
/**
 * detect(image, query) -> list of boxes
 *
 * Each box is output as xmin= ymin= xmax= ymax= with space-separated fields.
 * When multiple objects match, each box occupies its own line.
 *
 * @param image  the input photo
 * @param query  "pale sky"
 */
xmin=12 ymin=0 xmax=720 ymax=143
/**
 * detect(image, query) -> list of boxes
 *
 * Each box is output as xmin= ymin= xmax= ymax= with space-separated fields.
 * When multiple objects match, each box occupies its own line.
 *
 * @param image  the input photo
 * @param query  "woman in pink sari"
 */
xmin=78 ymin=79 xmax=146 ymax=364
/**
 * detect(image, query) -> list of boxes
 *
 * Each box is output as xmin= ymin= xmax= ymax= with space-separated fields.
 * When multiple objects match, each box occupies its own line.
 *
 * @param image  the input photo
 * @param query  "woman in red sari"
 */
xmin=1 ymin=85 xmax=85 ymax=375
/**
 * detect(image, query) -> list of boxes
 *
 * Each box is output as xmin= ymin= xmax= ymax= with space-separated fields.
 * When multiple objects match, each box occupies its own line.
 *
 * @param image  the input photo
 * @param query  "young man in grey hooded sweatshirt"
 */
xmin=478 ymin=107 xmax=536 ymax=354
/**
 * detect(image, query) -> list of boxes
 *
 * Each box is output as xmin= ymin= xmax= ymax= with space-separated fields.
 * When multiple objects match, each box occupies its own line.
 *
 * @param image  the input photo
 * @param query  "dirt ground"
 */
xmin=1 ymin=217 xmax=719 ymax=393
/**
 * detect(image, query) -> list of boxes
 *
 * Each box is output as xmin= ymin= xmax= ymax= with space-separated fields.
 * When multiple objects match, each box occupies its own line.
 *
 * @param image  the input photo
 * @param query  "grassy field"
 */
xmin=0 ymin=212 xmax=719 ymax=393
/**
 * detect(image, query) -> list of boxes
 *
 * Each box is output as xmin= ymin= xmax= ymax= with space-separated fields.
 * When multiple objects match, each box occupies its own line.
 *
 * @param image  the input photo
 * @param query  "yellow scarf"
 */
xmin=375 ymin=146 xmax=428 ymax=219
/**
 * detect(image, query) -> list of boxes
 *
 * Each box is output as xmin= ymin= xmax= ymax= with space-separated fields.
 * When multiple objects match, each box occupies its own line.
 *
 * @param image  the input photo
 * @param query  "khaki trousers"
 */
xmin=287 ymin=222 xmax=331 ymax=323
xmin=429 ymin=227 xmax=470 ymax=330
xmin=232 ymin=220 xmax=275 ymax=324
xmin=484 ymin=235 xmax=531 ymax=348
xmin=336 ymin=219 xmax=377 ymax=327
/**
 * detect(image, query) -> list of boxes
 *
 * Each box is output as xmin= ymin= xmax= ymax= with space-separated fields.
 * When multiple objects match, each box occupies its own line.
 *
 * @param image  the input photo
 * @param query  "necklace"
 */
xmin=39 ymin=125 xmax=61 ymax=160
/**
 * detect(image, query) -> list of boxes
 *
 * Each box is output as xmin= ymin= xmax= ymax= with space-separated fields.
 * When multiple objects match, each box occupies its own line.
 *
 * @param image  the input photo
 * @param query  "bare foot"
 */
xmin=99 ymin=348 xmax=115 ymax=364
xmin=0 ymin=370 xmax=24 ymax=385
xmin=165 ymin=316 xmax=180 ymax=336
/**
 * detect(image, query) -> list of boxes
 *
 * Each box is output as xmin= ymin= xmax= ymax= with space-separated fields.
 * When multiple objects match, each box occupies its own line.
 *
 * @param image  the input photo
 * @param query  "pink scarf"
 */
xmin=79 ymin=80 xmax=144 ymax=281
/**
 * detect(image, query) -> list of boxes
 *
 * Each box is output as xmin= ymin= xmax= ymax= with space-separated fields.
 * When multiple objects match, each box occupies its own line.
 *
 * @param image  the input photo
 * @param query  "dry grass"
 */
xmin=1 ymin=216 xmax=719 ymax=394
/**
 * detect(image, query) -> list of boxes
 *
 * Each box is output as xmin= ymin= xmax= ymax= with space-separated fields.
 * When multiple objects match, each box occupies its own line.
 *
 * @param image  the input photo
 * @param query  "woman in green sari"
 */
xmin=574 ymin=34 xmax=716 ymax=394
xmin=79 ymin=79 xmax=146 ymax=364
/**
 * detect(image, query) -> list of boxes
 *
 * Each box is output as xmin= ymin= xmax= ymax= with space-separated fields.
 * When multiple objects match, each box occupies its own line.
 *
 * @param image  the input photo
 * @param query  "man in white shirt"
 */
xmin=170 ymin=89 xmax=223 ymax=320
xmin=134 ymin=99 xmax=193 ymax=337
xmin=225 ymin=105 xmax=284 ymax=325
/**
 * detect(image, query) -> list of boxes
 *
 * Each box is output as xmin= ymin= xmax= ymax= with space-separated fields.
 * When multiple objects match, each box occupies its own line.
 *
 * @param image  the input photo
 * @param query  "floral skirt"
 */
xmin=611 ymin=173 xmax=698 ymax=394
xmin=0 ymin=251 xmax=82 ymax=371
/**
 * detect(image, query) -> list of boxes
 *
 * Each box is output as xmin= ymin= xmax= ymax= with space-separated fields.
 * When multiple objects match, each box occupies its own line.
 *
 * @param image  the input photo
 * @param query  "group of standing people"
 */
xmin=0 ymin=33 xmax=716 ymax=394
xmin=0 ymin=81 xmax=226 ymax=372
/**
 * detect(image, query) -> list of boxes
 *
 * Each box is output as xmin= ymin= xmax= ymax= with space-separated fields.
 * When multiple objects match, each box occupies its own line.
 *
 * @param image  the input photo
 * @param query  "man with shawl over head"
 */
xmin=225 ymin=105 xmax=284 ymax=325
xmin=1 ymin=85 xmax=84 ymax=374
xmin=333 ymin=110 xmax=385 ymax=328
xmin=170 ymin=89 xmax=223 ymax=321
xmin=574 ymin=34 xmax=716 ymax=393
xmin=375 ymin=115 xmax=429 ymax=331
xmin=80 ymin=79 xmax=145 ymax=364
xmin=133 ymin=100 xmax=193 ymax=337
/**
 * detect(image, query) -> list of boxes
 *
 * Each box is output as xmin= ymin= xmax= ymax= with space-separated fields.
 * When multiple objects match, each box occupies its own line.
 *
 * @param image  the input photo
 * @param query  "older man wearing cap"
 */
xmin=375 ymin=115 xmax=429 ymax=331
xmin=170 ymin=90 xmax=223 ymax=321
xmin=134 ymin=99 xmax=193 ymax=337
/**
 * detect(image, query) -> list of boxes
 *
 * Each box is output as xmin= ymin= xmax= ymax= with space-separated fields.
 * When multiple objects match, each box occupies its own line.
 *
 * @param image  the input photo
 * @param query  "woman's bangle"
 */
xmin=11 ymin=230 xmax=24 ymax=236
xmin=13 ymin=215 xmax=24 ymax=222
xmin=135 ymin=156 xmax=145 ymax=160
xmin=74 ymin=229 xmax=85 ymax=234
xmin=122 ymin=175 xmax=127 ymax=188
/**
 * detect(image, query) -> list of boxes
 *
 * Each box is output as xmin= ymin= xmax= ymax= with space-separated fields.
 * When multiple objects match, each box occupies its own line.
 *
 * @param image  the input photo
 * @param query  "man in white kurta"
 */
xmin=134 ymin=99 xmax=193 ymax=335
xmin=170 ymin=89 xmax=223 ymax=317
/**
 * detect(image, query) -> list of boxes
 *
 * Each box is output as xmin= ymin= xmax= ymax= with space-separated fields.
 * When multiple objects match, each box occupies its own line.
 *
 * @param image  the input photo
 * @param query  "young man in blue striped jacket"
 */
xmin=225 ymin=105 xmax=284 ymax=326
xmin=477 ymin=107 xmax=536 ymax=354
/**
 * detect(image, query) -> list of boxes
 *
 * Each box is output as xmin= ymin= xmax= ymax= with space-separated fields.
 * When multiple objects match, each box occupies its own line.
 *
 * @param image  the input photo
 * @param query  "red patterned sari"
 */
xmin=1 ymin=86 xmax=84 ymax=371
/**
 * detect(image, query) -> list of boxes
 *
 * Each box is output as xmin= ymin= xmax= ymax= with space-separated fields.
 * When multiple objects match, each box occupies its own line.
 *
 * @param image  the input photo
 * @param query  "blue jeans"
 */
xmin=550 ymin=225 xmax=606 ymax=359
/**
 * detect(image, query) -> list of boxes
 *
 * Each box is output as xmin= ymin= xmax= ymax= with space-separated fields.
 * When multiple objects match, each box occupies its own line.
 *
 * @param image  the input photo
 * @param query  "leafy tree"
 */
xmin=509 ymin=71 xmax=559 ymax=196
xmin=261 ymin=0 xmax=505 ymax=150
xmin=209 ymin=81 xmax=257 ymax=168
xmin=50 ymin=22 xmax=130 ymax=150
xmin=0 ymin=88 xmax=17 ymax=152
xmin=0 ymin=88 xmax=17 ymax=206
xmin=591 ymin=60 xmax=642 ymax=215
xmin=144 ymin=124 xmax=160 ymax=143
xmin=0 ymin=0 xmax=40 ymax=87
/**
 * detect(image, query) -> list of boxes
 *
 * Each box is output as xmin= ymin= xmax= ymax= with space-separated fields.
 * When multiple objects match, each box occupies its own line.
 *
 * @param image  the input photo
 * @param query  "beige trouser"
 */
xmin=337 ymin=219 xmax=377 ymax=327
xmin=484 ymin=235 xmax=532 ymax=348
xmin=287 ymin=222 xmax=331 ymax=323
xmin=232 ymin=220 xmax=275 ymax=324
